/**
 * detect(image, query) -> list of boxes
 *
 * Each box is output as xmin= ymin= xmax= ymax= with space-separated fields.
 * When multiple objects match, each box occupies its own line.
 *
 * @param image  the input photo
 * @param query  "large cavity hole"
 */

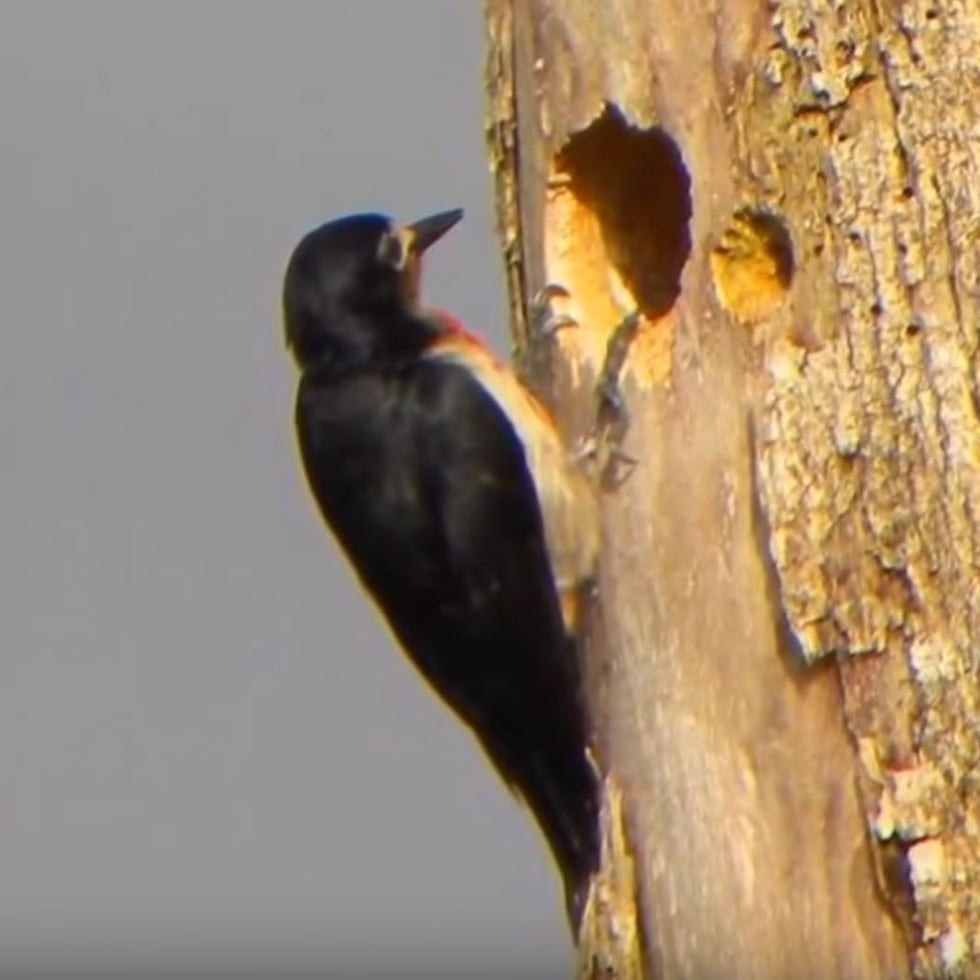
xmin=545 ymin=103 xmax=692 ymax=383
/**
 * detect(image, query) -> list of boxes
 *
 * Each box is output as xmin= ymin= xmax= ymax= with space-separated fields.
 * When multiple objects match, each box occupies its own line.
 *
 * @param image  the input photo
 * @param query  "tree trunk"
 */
xmin=484 ymin=1 xmax=980 ymax=977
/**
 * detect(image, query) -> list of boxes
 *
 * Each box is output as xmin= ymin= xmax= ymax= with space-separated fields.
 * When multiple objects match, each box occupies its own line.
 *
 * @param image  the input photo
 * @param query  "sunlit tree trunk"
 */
xmin=484 ymin=1 xmax=980 ymax=977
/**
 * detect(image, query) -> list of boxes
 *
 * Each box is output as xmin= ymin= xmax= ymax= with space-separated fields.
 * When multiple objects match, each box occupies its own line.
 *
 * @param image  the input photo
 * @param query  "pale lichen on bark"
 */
xmin=751 ymin=1 xmax=980 ymax=974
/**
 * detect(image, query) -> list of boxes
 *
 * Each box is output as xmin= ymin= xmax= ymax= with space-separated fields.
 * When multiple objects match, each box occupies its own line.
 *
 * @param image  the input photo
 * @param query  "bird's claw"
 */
xmin=532 ymin=282 xmax=571 ymax=305
xmin=573 ymin=434 xmax=637 ymax=467
xmin=574 ymin=433 xmax=638 ymax=486
xmin=529 ymin=283 xmax=580 ymax=337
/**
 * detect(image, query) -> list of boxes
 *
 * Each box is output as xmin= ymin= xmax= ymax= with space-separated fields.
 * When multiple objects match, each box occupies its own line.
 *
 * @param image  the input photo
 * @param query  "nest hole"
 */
xmin=545 ymin=103 xmax=692 ymax=383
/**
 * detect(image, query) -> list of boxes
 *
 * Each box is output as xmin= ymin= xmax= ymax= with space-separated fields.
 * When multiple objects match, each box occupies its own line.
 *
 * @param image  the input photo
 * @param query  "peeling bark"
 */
xmin=484 ymin=1 xmax=980 ymax=977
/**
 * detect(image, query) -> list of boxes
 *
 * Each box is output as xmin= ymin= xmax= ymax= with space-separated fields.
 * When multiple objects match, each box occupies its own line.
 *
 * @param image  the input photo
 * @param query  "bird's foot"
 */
xmin=573 ymin=434 xmax=638 ymax=485
xmin=528 ymin=283 xmax=579 ymax=338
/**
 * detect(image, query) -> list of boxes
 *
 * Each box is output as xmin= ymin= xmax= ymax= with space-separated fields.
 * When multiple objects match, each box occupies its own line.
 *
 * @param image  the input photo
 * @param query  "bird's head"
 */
xmin=282 ymin=208 xmax=463 ymax=367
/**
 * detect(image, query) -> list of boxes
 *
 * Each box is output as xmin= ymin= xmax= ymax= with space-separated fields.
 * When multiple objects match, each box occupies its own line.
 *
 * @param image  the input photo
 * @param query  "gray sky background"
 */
xmin=0 ymin=3 xmax=572 ymax=975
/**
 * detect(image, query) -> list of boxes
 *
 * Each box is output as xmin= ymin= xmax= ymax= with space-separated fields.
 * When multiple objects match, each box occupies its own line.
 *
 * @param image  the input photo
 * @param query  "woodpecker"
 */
xmin=282 ymin=207 xmax=600 ymax=927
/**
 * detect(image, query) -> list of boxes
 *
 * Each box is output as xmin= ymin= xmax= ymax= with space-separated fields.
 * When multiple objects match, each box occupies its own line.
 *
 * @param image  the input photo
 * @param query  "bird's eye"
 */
xmin=377 ymin=231 xmax=407 ymax=270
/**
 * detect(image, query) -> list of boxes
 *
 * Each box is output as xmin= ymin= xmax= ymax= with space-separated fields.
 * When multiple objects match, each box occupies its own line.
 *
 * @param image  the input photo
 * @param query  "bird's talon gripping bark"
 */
xmin=572 ymin=434 xmax=598 ymax=464
xmin=573 ymin=433 xmax=637 ymax=470
xmin=530 ymin=283 xmax=579 ymax=337
xmin=532 ymin=282 xmax=571 ymax=304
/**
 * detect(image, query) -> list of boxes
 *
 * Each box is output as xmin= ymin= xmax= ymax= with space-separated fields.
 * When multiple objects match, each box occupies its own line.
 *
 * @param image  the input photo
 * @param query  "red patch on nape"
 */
xmin=423 ymin=307 xmax=560 ymax=432
xmin=425 ymin=308 xmax=492 ymax=351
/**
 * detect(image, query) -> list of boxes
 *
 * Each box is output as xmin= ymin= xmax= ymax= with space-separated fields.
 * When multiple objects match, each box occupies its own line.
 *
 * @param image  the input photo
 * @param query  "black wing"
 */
xmin=295 ymin=358 xmax=598 ymax=921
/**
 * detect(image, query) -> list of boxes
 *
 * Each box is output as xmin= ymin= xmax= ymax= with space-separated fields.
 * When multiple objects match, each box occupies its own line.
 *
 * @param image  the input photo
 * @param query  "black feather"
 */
xmin=284 ymin=211 xmax=599 ymax=926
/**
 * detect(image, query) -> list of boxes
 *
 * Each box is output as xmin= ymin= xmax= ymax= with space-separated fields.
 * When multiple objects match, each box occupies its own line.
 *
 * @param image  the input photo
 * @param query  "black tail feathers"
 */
xmin=523 ymin=748 xmax=601 ymax=933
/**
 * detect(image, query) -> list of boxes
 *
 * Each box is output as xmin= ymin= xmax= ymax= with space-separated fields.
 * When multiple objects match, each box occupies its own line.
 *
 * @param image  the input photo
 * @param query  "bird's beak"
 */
xmin=405 ymin=208 xmax=463 ymax=254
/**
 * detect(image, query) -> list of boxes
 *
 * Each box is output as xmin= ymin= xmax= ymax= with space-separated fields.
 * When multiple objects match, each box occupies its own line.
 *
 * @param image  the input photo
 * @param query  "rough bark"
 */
xmin=484 ymin=1 xmax=980 ymax=977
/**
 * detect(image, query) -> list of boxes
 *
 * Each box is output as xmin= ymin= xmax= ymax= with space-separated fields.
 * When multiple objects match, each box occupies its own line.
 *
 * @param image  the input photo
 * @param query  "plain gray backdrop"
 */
xmin=0 ymin=3 xmax=571 ymax=976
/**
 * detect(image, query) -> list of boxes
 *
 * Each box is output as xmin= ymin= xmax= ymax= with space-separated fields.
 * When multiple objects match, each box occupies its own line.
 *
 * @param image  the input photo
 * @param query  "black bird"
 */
xmin=282 ymin=207 xmax=600 ymax=927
